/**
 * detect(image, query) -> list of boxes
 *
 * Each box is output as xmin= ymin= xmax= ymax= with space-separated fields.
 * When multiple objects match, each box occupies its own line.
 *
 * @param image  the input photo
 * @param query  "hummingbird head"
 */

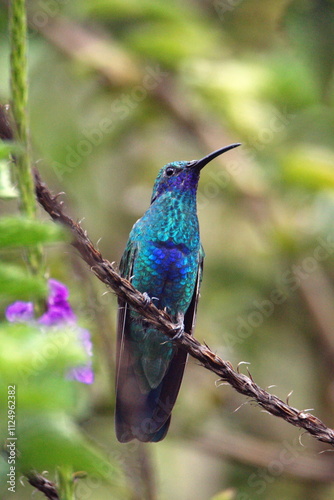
xmin=150 ymin=143 xmax=241 ymax=204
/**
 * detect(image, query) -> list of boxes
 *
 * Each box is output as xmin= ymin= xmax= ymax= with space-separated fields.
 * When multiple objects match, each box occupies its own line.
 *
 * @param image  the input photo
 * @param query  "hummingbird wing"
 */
xmin=115 ymin=241 xmax=141 ymax=442
xmin=115 ymin=244 xmax=204 ymax=442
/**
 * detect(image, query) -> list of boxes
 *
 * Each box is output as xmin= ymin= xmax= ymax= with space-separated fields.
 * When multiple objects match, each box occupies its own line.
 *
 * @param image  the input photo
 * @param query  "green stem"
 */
xmin=9 ymin=5 xmax=74 ymax=499
xmin=56 ymin=467 xmax=76 ymax=500
xmin=9 ymin=0 xmax=43 ymax=275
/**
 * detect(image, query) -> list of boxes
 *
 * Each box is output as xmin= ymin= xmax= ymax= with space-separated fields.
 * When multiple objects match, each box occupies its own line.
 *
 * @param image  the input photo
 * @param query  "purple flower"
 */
xmin=68 ymin=364 xmax=94 ymax=385
xmin=48 ymin=279 xmax=70 ymax=304
xmin=5 ymin=280 xmax=94 ymax=384
xmin=39 ymin=279 xmax=76 ymax=325
xmin=6 ymin=301 xmax=34 ymax=322
xmin=38 ymin=304 xmax=75 ymax=326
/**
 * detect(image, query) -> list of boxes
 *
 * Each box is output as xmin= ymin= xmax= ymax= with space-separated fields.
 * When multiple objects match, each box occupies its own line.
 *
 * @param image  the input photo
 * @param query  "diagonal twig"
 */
xmin=34 ymin=168 xmax=334 ymax=448
xmin=27 ymin=472 xmax=60 ymax=500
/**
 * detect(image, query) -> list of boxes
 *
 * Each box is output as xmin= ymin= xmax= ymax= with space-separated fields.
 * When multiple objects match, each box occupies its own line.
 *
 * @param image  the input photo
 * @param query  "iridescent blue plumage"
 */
xmin=115 ymin=143 xmax=240 ymax=442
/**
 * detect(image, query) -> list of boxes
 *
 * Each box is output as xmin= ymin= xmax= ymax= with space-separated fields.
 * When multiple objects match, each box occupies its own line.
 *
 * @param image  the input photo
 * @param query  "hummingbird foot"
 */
xmin=142 ymin=292 xmax=159 ymax=307
xmin=142 ymin=292 xmax=151 ymax=306
xmin=170 ymin=312 xmax=184 ymax=340
xmin=170 ymin=325 xmax=184 ymax=340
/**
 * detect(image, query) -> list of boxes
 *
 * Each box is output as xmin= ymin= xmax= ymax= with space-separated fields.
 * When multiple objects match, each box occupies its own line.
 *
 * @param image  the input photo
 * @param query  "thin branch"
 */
xmin=27 ymin=472 xmax=60 ymax=500
xmin=34 ymin=168 xmax=334 ymax=448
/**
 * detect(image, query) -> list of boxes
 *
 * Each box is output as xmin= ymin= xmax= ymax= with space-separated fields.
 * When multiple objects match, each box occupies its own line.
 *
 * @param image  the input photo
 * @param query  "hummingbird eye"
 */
xmin=165 ymin=166 xmax=175 ymax=177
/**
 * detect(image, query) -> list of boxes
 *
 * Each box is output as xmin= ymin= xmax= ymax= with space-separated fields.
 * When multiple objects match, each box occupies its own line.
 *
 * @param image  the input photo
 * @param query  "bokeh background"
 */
xmin=1 ymin=0 xmax=334 ymax=498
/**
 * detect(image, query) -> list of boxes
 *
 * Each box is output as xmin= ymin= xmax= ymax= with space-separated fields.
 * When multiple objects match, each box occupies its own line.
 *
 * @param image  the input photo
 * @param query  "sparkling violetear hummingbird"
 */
xmin=115 ymin=143 xmax=241 ymax=442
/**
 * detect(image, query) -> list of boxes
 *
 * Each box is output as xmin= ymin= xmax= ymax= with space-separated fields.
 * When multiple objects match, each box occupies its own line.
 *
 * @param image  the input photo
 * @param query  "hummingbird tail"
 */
xmin=115 ymin=329 xmax=187 ymax=442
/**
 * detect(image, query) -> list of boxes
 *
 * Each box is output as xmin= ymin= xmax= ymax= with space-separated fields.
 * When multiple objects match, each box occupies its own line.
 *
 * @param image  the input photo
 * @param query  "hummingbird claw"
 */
xmin=170 ymin=325 xmax=184 ymax=340
xmin=142 ymin=292 xmax=151 ymax=306
xmin=171 ymin=314 xmax=184 ymax=340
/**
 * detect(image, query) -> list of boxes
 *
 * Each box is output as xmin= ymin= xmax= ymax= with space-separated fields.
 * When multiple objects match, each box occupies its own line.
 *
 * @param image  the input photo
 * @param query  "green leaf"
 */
xmin=0 ymin=321 xmax=122 ymax=491
xmin=0 ymin=141 xmax=12 ymax=160
xmin=0 ymin=263 xmax=47 ymax=300
xmin=17 ymin=413 xmax=119 ymax=481
xmin=0 ymin=322 xmax=91 ymax=419
xmin=0 ymin=323 xmax=87 ymax=386
xmin=0 ymin=216 xmax=67 ymax=248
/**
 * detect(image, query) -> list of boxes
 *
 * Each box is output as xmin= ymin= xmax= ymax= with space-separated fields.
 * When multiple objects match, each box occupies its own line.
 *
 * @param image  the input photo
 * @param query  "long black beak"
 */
xmin=188 ymin=143 xmax=241 ymax=171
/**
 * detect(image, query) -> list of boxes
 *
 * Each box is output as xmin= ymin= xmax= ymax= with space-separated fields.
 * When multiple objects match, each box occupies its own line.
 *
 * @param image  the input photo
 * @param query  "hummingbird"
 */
xmin=115 ymin=143 xmax=240 ymax=442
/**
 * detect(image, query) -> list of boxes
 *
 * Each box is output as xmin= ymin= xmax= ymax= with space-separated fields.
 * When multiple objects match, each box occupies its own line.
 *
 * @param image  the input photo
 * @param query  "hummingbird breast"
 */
xmin=132 ymin=238 xmax=200 ymax=315
xmin=131 ymin=193 xmax=200 ymax=314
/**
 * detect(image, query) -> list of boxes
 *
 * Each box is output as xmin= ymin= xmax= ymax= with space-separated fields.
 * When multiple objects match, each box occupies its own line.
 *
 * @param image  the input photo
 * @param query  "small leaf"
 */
xmin=17 ymin=413 xmax=120 ymax=481
xmin=0 ymin=141 xmax=12 ymax=160
xmin=0 ymin=216 xmax=67 ymax=248
xmin=0 ymin=323 xmax=87 ymax=388
xmin=0 ymin=263 xmax=47 ymax=300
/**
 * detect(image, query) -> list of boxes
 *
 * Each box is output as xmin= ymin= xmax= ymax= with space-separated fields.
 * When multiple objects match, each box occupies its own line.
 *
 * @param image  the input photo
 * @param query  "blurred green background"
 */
xmin=1 ymin=0 xmax=334 ymax=498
